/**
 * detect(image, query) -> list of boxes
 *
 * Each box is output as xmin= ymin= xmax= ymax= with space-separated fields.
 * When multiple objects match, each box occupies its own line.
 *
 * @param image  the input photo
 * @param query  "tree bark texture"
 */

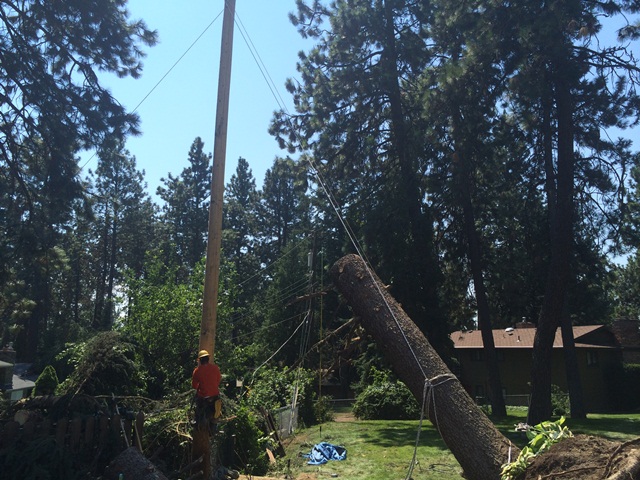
xmin=528 ymin=57 xmax=575 ymax=426
xmin=452 ymin=144 xmax=507 ymax=418
xmin=561 ymin=308 xmax=586 ymax=418
xmin=330 ymin=254 xmax=517 ymax=480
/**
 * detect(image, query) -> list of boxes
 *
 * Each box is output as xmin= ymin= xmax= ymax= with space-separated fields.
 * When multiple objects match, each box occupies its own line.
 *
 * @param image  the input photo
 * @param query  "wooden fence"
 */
xmin=0 ymin=412 xmax=144 ymax=453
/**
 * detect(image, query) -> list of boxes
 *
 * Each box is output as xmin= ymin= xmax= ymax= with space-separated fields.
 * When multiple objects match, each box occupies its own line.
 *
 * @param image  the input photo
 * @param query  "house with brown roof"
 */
xmin=450 ymin=319 xmax=640 ymax=412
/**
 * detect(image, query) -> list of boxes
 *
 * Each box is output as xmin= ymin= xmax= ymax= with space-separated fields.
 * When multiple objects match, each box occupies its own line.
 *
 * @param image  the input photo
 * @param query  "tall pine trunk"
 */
xmin=451 ymin=112 xmax=507 ymax=418
xmin=528 ymin=61 xmax=575 ymax=425
xmin=381 ymin=1 xmax=444 ymax=349
xmin=105 ymin=198 xmax=119 ymax=329
xmin=561 ymin=306 xmax=586 ymax=418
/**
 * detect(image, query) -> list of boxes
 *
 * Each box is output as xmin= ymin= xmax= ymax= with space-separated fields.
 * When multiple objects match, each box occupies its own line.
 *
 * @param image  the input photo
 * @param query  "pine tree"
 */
xmin=157 ymin=137 xmax=211 ymax=278
xmin=0 ymin=0 xmax=156 ymax=360
xmin=91 ymin=144 xmax=154 ymax=330
xmin=272 ymin=0 xmax=448 ymax=352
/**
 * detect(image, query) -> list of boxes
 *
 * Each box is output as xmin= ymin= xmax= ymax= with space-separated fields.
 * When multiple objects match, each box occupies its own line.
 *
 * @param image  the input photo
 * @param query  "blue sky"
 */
xmin=82 ymin=2 xmax=639 ymax=204
xmin=82 ymin=0 xmax=310 ymax=198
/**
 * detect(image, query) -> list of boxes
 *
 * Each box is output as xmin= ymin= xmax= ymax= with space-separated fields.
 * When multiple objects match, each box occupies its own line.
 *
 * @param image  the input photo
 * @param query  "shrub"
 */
xmin=313 ymin=395 xmax=335 ymax=424
xmin=245 ymin=367 xmax=317 ymax=426
xmin=353 ymin=380 xmax=419 ymax=420
xmin=33 ymin=365 xmax=59 ymax=396
xmin=550 ymin=384 xmax=570 ymax=416
xmin=352 ymin=366 xmax=419 ymax=420
xmin=221 ymin=404 xmax=270 ymax=475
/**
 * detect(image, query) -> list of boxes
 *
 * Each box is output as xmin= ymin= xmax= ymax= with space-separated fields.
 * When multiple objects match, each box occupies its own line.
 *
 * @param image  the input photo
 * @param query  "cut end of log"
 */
xmin=104 ymin=447 xmax=169 ymax=480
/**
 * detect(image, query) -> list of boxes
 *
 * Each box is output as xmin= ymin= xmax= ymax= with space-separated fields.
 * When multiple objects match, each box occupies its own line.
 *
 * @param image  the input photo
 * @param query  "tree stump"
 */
xmin=104 ymin=446 xmax=169 ymax=480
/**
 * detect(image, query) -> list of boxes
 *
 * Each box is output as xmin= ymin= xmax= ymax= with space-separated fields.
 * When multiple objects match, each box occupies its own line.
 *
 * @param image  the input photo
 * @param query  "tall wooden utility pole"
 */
xmin=193 ymin=2 xmax=235 ymax=479
xmin=200 ymin=0 xmax=236 ymax=357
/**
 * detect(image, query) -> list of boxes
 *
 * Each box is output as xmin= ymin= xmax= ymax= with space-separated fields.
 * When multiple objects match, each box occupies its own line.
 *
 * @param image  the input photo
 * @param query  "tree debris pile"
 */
xmin=521 ymin=435 xmax=640 ymax=479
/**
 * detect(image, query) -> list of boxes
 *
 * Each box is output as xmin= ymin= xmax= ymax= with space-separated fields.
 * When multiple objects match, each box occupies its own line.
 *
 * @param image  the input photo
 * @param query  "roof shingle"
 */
xmin=451 ymin=325 xmax=614 ymax=349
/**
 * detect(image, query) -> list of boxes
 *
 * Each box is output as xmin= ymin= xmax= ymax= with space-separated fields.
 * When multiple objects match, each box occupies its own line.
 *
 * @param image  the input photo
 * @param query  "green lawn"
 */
xmin=491 ymin=408 xmax=640 ymax=444
xmin=279 ymin=418 xmax=462 ymax=480
xmin=272 ymin=408 xmax=640 ymax=480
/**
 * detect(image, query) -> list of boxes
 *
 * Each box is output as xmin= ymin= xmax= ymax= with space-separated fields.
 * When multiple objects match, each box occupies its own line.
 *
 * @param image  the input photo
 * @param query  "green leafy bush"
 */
xmin=313 ymin=395 xmax=335 ymax=424
xmin=122 ymin=257 xmax=237 ymax=398
xmin=245 ymin=367 xmax=317 ymax=426
xmin=353 ymin=368 xmax=419 ymax=420
xmin=221 ymin=404 xmax=270 ymax=475
xmin=33 ymin=365 xmax=59 ymax=396
xmin=550 ymin=384 xmax=570 ymax=416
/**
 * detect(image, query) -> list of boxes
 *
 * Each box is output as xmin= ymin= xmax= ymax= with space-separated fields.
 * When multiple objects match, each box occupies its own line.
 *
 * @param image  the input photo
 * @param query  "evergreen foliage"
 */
xmin=33 ymin=365 xmax=59 ymax=396
xmin=610 ymin=254 xmax=640 ymax=319
xmin=91 ymin=144 xmax=156 ymax=330
xmin=156 ymin=137 xmax=212 ymax=278
xmin=353 ymin=368 xmax=419 ymax=420
xmin=56 ymin=331 xmax=146 ymax=396
xmin=0 ymin=0 xmax=157 ymax=361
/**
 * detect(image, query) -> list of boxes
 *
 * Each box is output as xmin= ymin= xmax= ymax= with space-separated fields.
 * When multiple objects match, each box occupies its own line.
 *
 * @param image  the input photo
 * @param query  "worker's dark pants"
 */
xmin=195 ymin=395 xmax=219 ymax=432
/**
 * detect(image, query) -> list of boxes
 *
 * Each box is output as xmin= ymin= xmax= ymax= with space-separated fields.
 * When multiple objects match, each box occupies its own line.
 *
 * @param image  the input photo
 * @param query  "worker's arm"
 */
xmin=192 ymin=368 xmax=200 ymax=390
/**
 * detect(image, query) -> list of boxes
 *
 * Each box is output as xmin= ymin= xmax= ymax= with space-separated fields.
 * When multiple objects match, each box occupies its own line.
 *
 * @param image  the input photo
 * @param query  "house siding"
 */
xmin=456 ymin=347 xmax=618 ymax=412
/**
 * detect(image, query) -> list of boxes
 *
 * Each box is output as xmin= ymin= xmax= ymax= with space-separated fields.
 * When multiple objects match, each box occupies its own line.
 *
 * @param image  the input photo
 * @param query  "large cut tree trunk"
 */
xmin=104 ymin=447 xmax=168 ymax=480
xmin=330 ymin=254 xmax=517 ymax=480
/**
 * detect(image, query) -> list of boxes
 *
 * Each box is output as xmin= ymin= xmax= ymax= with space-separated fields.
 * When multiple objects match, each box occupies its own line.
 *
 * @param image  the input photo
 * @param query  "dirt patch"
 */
xmin=333 ymin=412 xmax=356 ymax=423
xmin=521 ymin=434 xmax=640 ymax=479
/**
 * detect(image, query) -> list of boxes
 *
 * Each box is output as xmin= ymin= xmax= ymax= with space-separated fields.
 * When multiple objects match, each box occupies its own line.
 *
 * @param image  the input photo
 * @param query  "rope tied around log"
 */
xmin=405 ymin=373 xmax=456 ymax=480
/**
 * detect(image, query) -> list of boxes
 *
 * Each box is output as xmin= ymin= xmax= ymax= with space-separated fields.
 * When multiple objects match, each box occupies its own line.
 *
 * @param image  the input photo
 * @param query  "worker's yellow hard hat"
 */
xmin=198 ymin=350 xmax=210 ymax=359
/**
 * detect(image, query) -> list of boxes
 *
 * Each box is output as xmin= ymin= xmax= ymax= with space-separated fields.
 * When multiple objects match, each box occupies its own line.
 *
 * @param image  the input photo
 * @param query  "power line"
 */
xmin=79 ymin=9 xmax=225 ymax=172
xmin=233 ymin=10 xmax=291 ymax=118
xmin=230 ymin=7 xmax=430 ymax=384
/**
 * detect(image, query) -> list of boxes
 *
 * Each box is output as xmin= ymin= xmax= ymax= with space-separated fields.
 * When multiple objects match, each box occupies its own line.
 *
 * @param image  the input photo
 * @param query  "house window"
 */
xmin=496 ymin=350 xmax=505 ymax=361
xmin=471 ymin=350 xmax=484 ymax=361
xmin=587 ymin=350 xmax=599 ymax=367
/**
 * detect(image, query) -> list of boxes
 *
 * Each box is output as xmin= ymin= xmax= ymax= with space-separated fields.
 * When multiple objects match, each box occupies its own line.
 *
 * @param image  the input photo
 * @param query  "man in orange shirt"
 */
xmin=192 ymin=349 xmax=222 ymax=431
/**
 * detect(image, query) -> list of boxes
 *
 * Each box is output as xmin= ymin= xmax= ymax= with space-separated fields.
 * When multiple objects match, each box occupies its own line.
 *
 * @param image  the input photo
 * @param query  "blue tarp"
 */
xmin=303 ymin=442 xmax=347 ymax=465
